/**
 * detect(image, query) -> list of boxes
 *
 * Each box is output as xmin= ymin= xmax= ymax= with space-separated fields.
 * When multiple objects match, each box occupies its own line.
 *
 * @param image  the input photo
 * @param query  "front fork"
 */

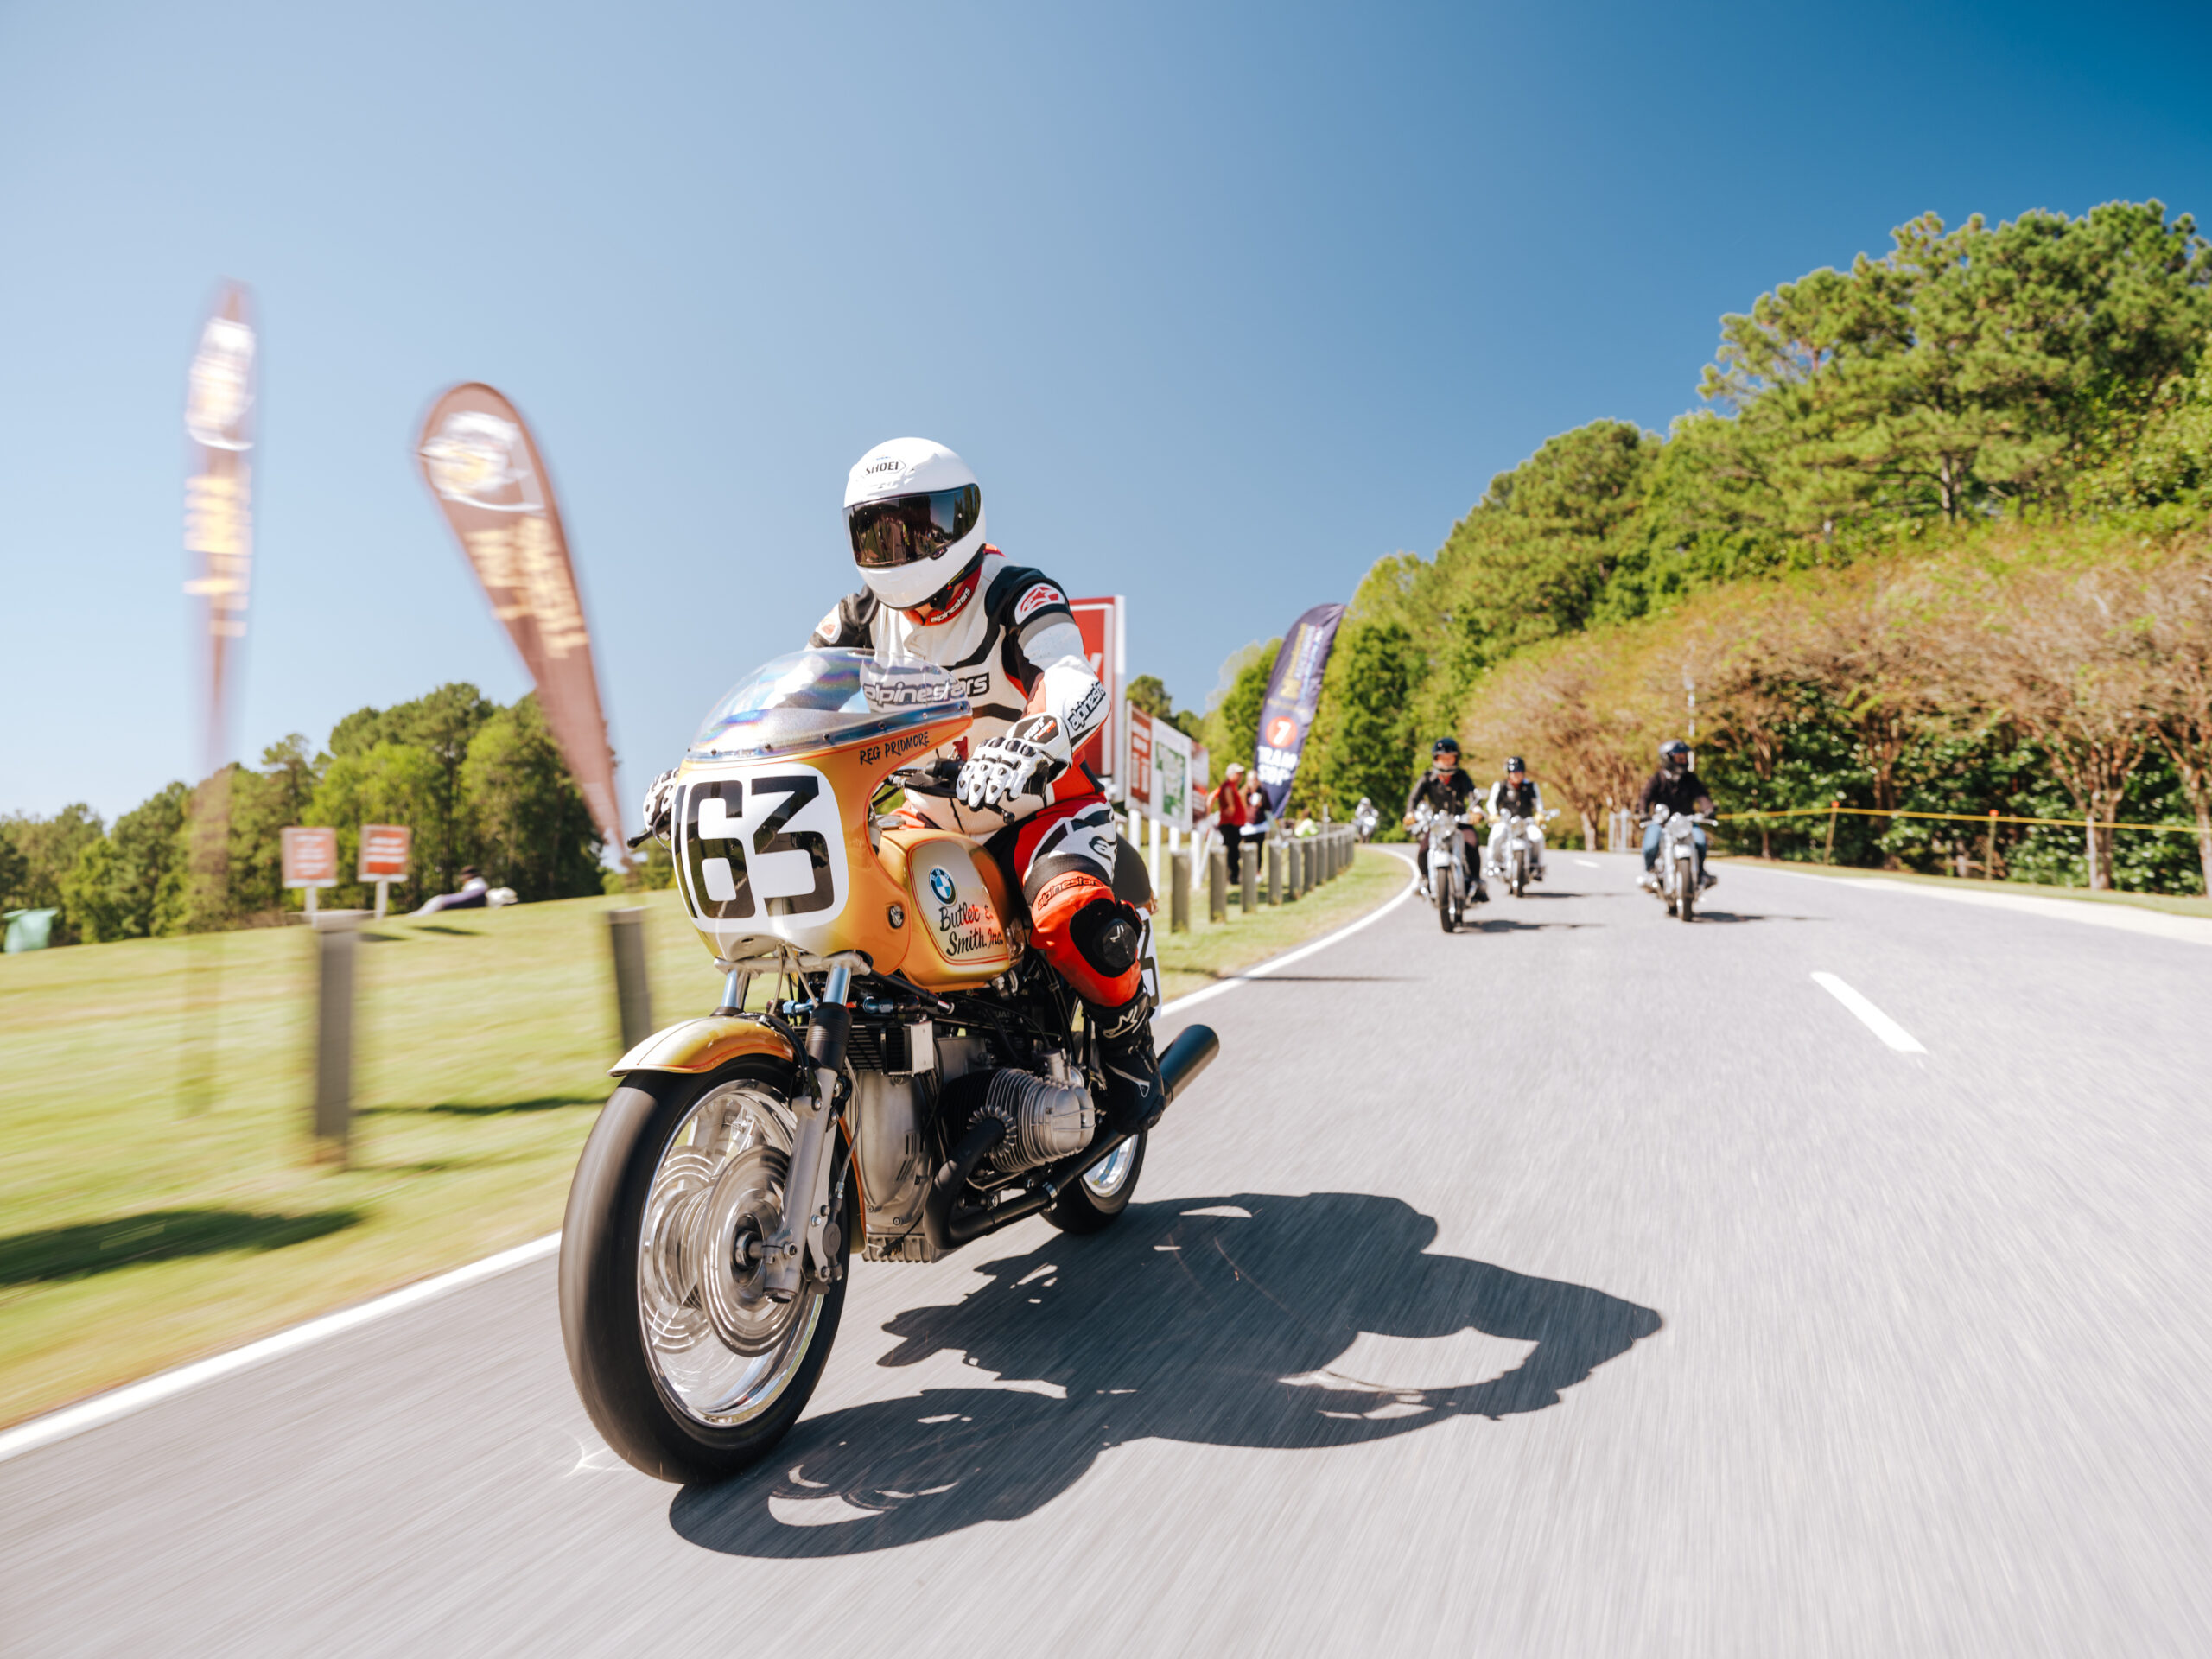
xmin=761 ymin=963 xmax=852 ymax=1303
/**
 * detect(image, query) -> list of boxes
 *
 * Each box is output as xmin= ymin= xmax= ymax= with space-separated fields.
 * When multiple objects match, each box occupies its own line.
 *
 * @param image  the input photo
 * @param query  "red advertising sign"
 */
xmin=358 ymin=824 xmax=412 ymax=882
xmin=1124 ymin=703 xmax=1154 ymax=815
xmin=282 ymin=827 xmax=339 ymax=889
xmin=1068 ymin=595 xmax=1122 ymax=780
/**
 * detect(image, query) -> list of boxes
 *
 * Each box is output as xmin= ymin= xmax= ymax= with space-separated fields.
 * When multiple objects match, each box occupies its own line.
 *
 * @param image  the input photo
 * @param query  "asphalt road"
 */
xmin=6 ymin=854 xmax=2210 ymax=1656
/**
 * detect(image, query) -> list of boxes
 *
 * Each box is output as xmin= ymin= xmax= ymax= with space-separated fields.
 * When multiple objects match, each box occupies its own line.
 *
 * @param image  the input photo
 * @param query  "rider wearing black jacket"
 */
xmin=1403 ymin=738 xmax=1488 ymax=902
xmin=1638 ymin=739 xmax=1716 ymax=887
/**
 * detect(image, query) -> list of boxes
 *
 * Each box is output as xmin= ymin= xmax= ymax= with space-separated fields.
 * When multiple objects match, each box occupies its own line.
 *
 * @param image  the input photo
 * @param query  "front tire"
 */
xmin=559 ymin=1058 xmax=853 ymax=1484
xmin=1675 ymin=861 xmax=1696 ymax=922
xmin=1046 ymin=1130 xmax=1147 ymax=1234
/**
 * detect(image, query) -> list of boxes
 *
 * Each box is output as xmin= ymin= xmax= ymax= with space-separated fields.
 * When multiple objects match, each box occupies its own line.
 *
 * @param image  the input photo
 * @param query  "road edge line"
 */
xmin=1157 ymin=848 xmax=1419 ymax=1019
xmin=0 ymin=852 xmax=1417 ymax=1464
xmin=0 ymin=1233 xmax=562 ymax=1465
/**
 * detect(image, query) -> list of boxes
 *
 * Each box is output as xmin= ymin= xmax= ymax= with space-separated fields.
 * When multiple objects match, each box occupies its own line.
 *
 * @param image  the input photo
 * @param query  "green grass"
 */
xmin=1147 ymin=843 xmax=1409 ymax=1001
xmin=1713 ymin=854 xmax=2212 ymax=918
xmin=0 ymin=849 xmax=1405 ymax=1427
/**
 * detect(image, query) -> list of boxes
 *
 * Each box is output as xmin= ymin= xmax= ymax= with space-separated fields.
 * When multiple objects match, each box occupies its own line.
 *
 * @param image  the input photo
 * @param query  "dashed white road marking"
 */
xmin=1573 ymin=859 xmax=1601 ymax=868
xmin=1811 ymin=971 xmax=1926 ymax=1054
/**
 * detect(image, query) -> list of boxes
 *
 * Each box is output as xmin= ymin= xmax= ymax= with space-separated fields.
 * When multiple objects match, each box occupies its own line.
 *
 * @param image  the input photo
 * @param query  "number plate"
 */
xmin=673 ymin=762 xmax=849 ymax=936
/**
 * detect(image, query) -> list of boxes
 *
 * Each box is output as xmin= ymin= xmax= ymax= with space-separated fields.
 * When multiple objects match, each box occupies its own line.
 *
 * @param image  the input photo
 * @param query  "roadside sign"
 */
xmin=359 ymin=824 xmax=410 ymax=881
xmin=1125 ymin=702 xmax=1154 ymax=816
xmin=282 ymin=827 xmax=338 ymax=888
xmin=282 ymin=826 xmax=339 ymax=918
xmin=358 ymin=823 xmax=411 ymax=922
xmin=1069 ymin=595 xmax=1123 ymax=785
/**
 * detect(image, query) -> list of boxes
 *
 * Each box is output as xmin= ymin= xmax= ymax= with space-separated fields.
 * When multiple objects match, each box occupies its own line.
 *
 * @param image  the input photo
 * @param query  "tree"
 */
xmin=1125 ymin=673 xmax=1201 ymax=741
xmin=306 ymin=741 xmax=447 ymax=911
xmin=462 ymin=694 xmax=607 ymax=900
xmin=1199 ymin=640 xmax=1279 ymax=772
xmin=58 ymin=781 xmax=190 ymax=941
xmin=2140 ymin=553 xmax=2212 ymax=889
xmin=0 ymin=805 xmax=105 ymax=943
xmin=331 ymin=683 xmax=495 ymax=892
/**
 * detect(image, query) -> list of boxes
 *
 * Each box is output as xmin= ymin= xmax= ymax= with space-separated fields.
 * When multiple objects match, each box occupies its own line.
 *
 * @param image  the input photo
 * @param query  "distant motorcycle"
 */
xmin=1352 ymin=797 xmax=1380 ymax=842
xmin=1644 ymin=806 xmax=1713 ymax=922
xmin=1487 ymin=809 xmax=1557 ymax=899
xmin=1420 ymin=804 xmax=1480 ymax=932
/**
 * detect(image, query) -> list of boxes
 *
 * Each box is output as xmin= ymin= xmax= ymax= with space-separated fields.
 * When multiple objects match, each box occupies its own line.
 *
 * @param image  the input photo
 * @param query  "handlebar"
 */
xmin=889 ymin=759 xmax=963 ymax=798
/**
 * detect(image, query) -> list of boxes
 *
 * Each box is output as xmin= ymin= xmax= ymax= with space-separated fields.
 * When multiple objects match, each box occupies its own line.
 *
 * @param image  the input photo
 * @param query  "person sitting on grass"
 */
xmin=412 ymin=866 xmax=490 ymax=917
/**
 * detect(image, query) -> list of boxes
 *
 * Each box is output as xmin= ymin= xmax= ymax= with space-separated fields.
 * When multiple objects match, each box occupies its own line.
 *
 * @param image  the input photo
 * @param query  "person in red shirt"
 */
xmin=1211 ymin=761 xmax=1253 ymax=882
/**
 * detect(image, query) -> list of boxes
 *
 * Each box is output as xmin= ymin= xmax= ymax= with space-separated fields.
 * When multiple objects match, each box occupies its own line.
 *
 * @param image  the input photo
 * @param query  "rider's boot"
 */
xmin=1090 ymin=988 xmax=1166 ymax=1138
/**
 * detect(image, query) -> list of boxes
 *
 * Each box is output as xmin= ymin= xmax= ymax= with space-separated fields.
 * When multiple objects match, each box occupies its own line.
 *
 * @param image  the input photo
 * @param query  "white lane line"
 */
xmin=1810 ymin=971 xmax=1926 ymax=1054
xmin=0 ymin=1234 xmax=561 ymax=1465
xmin=1155 ymin=851 xmax=1420 ymax=1019
xmin=1574 ymin=859 xmax=1601 ymax=868
xmin=0 ymin=858 xmax=1419 ymax=1463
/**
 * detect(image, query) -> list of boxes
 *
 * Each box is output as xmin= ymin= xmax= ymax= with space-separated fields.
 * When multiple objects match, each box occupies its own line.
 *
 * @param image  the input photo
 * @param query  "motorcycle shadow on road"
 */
xmin=669 ymin=1191 xmax=1661 ymax=1559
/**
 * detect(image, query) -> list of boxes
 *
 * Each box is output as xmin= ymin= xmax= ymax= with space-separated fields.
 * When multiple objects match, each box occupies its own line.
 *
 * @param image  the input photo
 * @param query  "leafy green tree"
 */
xmin=59 ymin=782 xmax=191 ymax=940
xmin=1198 ymin=639 xmax=1279 ymax=773
xmin=0 ymin=805 xmax=105 ymax=943
xmin=306 ymin=741 xmax=445 ymax=910
xmin=462 ymin=694 xmax=607 ymax=900
xmin=329 ymin=683 xmax=494 ymax=891
xmin=1125 ymin=673 xmax=1201 ymax=740
xmin=0 ymin=831 xmax=27 ymax=911
xmin=1305 ymin=621 xmax=1419 ymax=826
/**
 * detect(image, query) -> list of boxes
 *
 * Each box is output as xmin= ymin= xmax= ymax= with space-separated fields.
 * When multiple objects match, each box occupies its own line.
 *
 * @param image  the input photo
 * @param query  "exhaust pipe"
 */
xmin=1158 ymin=1023 xmax=1219 ymax=1106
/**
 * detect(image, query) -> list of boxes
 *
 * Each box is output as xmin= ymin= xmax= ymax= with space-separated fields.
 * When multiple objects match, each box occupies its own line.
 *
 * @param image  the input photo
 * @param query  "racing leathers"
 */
xmin=1484 ymin=777 xmax=1547 ymax=880
xmin=1404 ymin=766 xmax=1484 ymax=898
xmin=807 ymin=546 xmax=1165 ymax=1134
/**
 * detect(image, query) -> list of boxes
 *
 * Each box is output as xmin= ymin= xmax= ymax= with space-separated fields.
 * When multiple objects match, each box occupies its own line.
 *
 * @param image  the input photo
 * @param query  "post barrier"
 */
xmin=1267 ymin=841 xmax=1282 ymax=906
xmin=1169 ymin=850 xmax=1191 ymax=933
xmin=1242 ymin=840 xmax=1259 ymax=912
xmin=1208 ymin=848 xmax=1228 ymax=923
xmin=311 ymin=910 xmax=366 ymax=1163
xmin=607 ymin=906 xmax=655 ymax=1053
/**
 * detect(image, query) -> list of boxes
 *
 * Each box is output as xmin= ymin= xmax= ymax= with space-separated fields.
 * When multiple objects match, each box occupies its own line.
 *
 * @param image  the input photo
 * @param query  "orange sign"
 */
xmin=359 ymin=824 xmax=411 ymax=882
xmin=1125 ymin=703 xmax=1154 ymax=813
xmin=282 ymin=827 xmax=339 ymax=888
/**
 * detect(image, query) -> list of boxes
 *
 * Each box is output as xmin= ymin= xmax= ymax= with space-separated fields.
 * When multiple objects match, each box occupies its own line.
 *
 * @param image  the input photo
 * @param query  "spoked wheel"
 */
xmin=1437 ymin=870 xmax=1458 ymax=931
xmin=1675 ymin=861 xmax=1696 ymax=922
xmin=1510 ymin=849 xmax=1527 ymax=898
xmin=560 ymin=1058 xmax=854 ymax=1484
xmin=1046 ymin=1129 xmax=1147 ymax=1234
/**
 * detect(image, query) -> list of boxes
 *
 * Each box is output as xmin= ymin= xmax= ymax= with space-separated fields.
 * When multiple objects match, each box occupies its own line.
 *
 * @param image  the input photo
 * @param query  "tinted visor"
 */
xmin=846 ymin=486 xmax=982 ymax=569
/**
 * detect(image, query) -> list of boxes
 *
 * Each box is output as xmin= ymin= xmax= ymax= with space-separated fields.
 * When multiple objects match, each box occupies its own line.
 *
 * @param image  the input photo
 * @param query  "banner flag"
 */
xmin=415 ymin=384 xmax=626 ymax=857
xmin=183 ymin=282 xmax=256 ymax=776
xmin=1254 ymin=602 xmax=1345 ymax=819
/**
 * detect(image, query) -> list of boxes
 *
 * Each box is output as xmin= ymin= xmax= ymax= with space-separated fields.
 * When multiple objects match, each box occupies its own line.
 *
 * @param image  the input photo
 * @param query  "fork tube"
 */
xmin=762 ymin=963 xmax=855 ymax=1302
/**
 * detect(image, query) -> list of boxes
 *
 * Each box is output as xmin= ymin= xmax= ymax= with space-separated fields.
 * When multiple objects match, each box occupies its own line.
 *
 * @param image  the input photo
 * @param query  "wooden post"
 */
xmin=1242 ymin=841 xmax=1259 ymax=913
xmin=311 ymin=912 xmax=362 ymax=1163
xmin=1267 ymin=840 xmax=1282 ymax=906
xmin=607 ymin=906 xmax=655 ymax=1053
xmin=1986 ymin=810 xmax=1998 ymax=881
xmin=1169 ymin=850 xmax=1190 ymax=933
xmin=1826 ymin=799 xmax=1840 ymax=866
xmin=1208 ymin=848 xmax=1228 ymax=923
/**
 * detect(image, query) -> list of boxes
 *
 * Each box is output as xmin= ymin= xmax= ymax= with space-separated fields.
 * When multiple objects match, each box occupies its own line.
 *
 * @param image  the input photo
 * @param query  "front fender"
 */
xmin=608 ymin=1014 xmax=798 ymax=1078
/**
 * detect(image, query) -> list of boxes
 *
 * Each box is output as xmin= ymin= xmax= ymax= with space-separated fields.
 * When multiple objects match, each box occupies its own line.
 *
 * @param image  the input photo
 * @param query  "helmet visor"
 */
xmin=847 ymin=486 xmax=981 ymax=569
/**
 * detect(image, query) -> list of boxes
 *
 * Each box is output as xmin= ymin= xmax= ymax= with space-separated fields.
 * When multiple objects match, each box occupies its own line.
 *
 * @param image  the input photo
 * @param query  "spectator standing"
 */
xmin=1211 ymin=761 xmax=1253 ymax=882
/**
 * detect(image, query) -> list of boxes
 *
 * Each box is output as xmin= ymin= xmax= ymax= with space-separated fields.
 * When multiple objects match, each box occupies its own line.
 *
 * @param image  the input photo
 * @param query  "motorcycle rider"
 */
xmin=1638 ymin=739 xmax=1717 ymax=890
xmin=640 ymin=438 xmax=1166 ymax=1140
xmin=1484 ymin=756 xmax=1547 ymax=883
xmin=1402 ymin=737 xmax=1487 ymax=903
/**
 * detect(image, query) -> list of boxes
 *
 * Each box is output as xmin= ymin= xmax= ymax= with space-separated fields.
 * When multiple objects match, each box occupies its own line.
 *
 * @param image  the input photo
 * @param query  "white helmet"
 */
xmin=842 ymin=437 xmax=987 ymax=611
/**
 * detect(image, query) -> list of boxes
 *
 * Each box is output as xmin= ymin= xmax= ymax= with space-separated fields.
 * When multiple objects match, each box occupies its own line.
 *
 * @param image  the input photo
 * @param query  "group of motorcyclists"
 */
xmin=1400 ymin=735 xmax=1720 ymax=904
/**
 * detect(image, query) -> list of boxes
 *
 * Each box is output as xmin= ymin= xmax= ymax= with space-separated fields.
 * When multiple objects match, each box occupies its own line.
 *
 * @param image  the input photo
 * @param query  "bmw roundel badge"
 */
xmin=929 ymin=867 xmax=958 ymax=903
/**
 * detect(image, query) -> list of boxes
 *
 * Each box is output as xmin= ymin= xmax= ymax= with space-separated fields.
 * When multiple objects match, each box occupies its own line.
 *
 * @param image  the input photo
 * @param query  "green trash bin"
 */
xmin=3 ymin=908 xmax=59 ymax=953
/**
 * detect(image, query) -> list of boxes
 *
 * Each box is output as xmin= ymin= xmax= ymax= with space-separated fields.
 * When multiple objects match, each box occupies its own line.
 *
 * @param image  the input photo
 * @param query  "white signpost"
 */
xmin=358 ymin=823 xmax=412 ymax=921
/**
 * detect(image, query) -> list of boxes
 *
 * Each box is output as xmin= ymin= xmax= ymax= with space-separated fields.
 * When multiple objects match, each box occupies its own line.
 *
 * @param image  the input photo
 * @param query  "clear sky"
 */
xmin=5 ymin=0 xmax=2209 ymax=826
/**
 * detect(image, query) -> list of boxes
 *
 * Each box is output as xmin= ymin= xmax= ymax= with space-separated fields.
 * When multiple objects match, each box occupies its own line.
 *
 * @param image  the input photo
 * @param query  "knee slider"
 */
xmin=1068 ymin=897 xmax=1141 ymax=977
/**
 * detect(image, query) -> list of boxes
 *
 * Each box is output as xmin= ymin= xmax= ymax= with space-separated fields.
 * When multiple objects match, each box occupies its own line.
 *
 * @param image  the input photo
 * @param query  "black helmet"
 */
xmin=1503 ymin=755 xmax=1527 ymax=774
xmin=1432 ymin=737 xmax=1459 ymax=760
xmin=1660 ymin=740 xmax=1690 ymax=771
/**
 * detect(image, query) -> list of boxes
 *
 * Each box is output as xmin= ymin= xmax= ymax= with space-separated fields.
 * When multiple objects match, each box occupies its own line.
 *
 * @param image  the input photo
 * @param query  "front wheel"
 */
xmin=1510 ymin=849 xmax=1527 ymax=897
xmin=1675 ymin=861 xmax=1696 ymax=922
xmin=559 ymin=1058 xmax=853 ymax=1484
xmin=1046 ymin=1129 xmax=1147 ymax=1234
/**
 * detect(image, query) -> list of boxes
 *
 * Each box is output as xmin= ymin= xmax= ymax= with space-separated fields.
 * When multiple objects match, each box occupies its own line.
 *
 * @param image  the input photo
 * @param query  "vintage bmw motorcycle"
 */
xmin=559 ymin=649 xmax=1218 ymax=1484
xmin=1645 ymin=805 xmax=1712 ymax=922
xmin=1419 ymin=804 xmax=1480 ymax=932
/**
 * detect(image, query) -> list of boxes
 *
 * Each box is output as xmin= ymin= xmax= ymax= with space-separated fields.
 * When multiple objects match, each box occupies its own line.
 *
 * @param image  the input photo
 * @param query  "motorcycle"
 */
xmin=1351 ymin=797 xmax=1380 ymax=842
xmin=1644 ymin=805 xmax=1712 ymax=922
xmin=1420 ymin=804 xmax=1479 ymax=932
xmin=1487 ymin=808 xmax=1557 ymax=898
xmin=560 ymin=648 xmax=1220 ymax=1484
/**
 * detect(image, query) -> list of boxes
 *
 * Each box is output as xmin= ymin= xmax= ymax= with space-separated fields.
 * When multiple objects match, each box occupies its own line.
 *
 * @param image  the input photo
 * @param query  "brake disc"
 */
xmin=696 ymin=1142 xmax=802 ymax=1357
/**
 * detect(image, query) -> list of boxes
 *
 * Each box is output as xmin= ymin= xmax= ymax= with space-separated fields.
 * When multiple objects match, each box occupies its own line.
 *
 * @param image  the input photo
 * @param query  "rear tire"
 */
xmin=1046 ymin=1131 xmax=1147 ymax=1234
xmin=559 ymin=1058 xmax=853 ymax=1484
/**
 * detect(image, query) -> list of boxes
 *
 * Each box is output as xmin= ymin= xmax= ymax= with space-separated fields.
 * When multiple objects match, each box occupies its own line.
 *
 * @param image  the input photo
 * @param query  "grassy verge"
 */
xmin=0 ymin=848 xmax=1405 ymax=1427
xmin=1713 ymin=854 xmax=2212 ymax=919
xmin=1147 ymin=843 xmax=1408 ymax=1003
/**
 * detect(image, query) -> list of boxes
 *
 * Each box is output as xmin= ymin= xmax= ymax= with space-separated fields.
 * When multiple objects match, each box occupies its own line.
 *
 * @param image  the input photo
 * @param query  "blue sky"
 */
xmin=5 ymin=0 xmax=2209 ymax=824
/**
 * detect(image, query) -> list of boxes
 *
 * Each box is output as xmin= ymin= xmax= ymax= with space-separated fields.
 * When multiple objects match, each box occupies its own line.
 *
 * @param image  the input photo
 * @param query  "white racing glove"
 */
xmin=641 ymin=768 xmax=680 ymax=845
xmin=957 ymin=714 xmax=1071 ymax=811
